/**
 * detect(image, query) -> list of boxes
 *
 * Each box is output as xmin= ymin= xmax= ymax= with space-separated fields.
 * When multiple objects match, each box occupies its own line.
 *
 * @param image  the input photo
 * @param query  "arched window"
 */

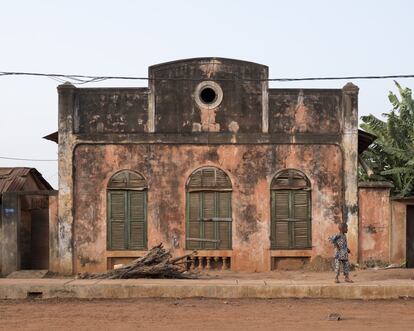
xmin=107 ymin=170 xmax=147 ymax=250
xmin=270 ymin=169 xmax=311 ymax=249
xmin=186 ymin=167 xmax=232 ymax=250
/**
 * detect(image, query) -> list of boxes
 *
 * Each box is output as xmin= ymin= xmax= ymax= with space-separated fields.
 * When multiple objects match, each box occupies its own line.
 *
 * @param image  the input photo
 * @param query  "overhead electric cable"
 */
xmin=0 ymin=156 xmax=57 ymax=161
xmin=0 ymin=71 xmax=414 ymax=84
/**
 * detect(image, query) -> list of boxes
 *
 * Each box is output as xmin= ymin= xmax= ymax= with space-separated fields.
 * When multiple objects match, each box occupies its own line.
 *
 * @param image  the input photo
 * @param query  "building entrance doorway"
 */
xmin=19 ymin=194 xmax=49 ymax=270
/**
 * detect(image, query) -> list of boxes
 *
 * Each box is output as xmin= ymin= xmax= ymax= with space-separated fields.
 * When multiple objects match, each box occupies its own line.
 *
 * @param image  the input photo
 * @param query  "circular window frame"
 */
xmin=194 ymin=81 xmax=223 ymax=109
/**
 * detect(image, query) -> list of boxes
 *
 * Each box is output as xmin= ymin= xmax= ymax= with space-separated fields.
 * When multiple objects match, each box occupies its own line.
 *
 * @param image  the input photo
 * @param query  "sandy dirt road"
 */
xmin=1 ymin=298 xmax=414 ymax=331
xmin=206 ymin=268 xmax=414 ymax=282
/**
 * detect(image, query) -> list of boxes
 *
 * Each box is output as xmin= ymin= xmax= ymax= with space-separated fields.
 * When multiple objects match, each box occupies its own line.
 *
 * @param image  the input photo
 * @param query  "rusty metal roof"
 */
xmin=358 ymin=129 xmax=377 ymax=155
xmin=0 ymin=168 xmax=53 ymax=193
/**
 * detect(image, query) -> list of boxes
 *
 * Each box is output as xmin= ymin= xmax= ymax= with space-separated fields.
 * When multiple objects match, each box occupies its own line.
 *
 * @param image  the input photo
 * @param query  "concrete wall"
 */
xmin=390 ymin=201 xmax=407 ymax=264
xmin=268 ymin=89 xmax=341 ymax=134
xmin=358 ymin=183 xmax=392 ymax=263
xmin=149 ymin=58 xmax=268 ymax=133
xmin=73 ymin=143 xmax=344 ymax=273
xmin=0 ymin=193 xmax=19 ymax=276
xmin=75 ymin=88 xmax=149 ymax=134
xmin=358 ymin=184 xmax=413 ymax=266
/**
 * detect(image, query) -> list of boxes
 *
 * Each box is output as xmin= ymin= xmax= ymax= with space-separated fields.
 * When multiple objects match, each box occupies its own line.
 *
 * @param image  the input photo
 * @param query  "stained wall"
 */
xmin=358 ymin=183 xmax=392 ymax=263
xmin=390 ymin=201 xmax=407 ymax=264
xmin=73 ymin=143 xmax=343 ymax=273
xmin=149 ymin=58 xmax=267 ymax=133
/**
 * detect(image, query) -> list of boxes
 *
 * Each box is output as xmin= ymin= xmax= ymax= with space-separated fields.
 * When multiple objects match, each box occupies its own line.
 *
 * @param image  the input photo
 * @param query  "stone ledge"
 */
xmin=358 ymin=181 xmax=394 ymax=188
xmin=1 ymin=279 xmax=414 ymax=300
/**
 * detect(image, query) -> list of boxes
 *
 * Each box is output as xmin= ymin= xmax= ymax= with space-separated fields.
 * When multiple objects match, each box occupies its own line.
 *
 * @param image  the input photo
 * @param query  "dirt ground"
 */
xmin=204 ymin=268 xmax=414 ymax=282
xmin=1 ymin=297 xmax=414 ymax=331
xmin=2 ymin=269 xmax=413 ymax=330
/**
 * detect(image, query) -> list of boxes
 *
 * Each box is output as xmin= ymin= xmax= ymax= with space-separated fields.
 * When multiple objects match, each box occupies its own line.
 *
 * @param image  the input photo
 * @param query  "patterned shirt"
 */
xmin=329 ymin=233 xmax=349 ymax=260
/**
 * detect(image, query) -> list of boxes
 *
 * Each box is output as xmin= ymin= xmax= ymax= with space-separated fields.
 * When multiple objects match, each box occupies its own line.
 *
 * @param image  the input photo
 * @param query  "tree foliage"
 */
xmin=360 ymin=81 xmax=414 ymax=197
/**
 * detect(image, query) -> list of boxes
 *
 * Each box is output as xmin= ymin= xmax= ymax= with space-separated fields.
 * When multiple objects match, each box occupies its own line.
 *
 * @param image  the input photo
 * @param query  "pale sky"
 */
xmin=1 ymin=0 xmax=413 ymax=188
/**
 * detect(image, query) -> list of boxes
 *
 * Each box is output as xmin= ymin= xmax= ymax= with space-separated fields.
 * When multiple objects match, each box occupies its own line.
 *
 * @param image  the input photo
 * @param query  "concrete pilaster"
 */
xmin=48 ymin=195 xmax=60 ymax=273
xmin=57 ymin=82 xmax=76 ymax=274
xmin=148 ymin=72 xmax=155 ymax=133
xmin=341 ymin=83 xmax=359 ymax=263
xmin=261 ymin=80 xmax=269 ymax=133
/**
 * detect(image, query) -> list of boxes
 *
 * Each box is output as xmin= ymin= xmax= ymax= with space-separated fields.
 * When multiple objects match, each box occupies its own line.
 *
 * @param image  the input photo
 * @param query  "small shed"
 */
xmin=0 ymin=168 xmax=56 ymax=276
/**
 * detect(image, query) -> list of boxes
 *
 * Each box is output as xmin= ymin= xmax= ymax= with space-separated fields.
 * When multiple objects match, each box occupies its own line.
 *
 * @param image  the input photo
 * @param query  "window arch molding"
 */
xmin=107 ymin=170 xmax=147 ymax=250
xmin=270 ymin=169 xmax=312 ymax=249
xmin=107 ymin=169 xmax=147 ymax=190
xmin=271 ymin=168 xmax=311 ymax=190
xmin=186 ymin=166 xmax=232 ymax=250
xmin=186 ymin=166 xmax=232 ymax=191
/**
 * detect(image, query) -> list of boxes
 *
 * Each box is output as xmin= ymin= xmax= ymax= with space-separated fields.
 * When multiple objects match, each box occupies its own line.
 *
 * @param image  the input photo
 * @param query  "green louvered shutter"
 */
xmin=293 ymin=191 xmax=310 ymax=248
xmin=187 ymin=192 xmax=201 ymax=249
xmin=272 ymin=191 xmax=290 ymax=249
xmin=187 ymin=167 xmax=232 ymax=250
xmin=108 ymin=191 xmax=127 ymax=249
xmin=217 ymin=192 xmax=231 ymax=249
xmin=202 ymin=168 xmax=216 ymax=187
xmin=129 ymin=191 xmax=146 ymax=249
xmin=272 ymin=190 xmax=311 ymax=249
xmin=271 ymin=170 xmax=311 ymax=249
xmin=202 ymin=192 xmax=216 ymax=249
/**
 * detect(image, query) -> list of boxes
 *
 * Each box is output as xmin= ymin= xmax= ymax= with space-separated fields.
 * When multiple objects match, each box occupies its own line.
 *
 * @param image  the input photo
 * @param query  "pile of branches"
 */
xmin=80 ymin=244 xmax=197 ymax=279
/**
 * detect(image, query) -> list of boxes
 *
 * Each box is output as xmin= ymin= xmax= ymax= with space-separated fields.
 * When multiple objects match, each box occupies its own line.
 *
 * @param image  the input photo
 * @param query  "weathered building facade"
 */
xmin=54 ymin=58 xmax=361 ymax=274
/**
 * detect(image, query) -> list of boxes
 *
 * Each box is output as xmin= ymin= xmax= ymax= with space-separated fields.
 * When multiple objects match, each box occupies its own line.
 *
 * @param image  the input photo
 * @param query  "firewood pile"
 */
xmin=79 ymin=244 xmax=197 ymax=279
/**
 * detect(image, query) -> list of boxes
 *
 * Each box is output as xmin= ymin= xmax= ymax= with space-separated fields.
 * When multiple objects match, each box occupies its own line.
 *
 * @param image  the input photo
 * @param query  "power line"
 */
xmin=0 ymin=71 xmax=414 ymax=84
xmin=269 ymin=74 xmax=414 ymax=82
xmin=0 ymin=156 xmax=57 ymax=162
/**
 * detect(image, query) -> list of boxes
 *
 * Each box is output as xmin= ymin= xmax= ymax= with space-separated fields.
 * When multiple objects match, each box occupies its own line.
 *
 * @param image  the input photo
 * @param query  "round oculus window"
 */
xmin=194 ymin=81 xmax=223 ymax=109
xmin=200 ymin=87 xmax=217 ymax=104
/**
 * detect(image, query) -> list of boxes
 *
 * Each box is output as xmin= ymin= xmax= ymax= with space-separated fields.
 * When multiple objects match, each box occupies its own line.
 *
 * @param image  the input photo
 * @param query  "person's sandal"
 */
xmin=345 ymin=278 xmax=353 ymax=283
xmin=334 ymin=278 xmax=340 ymax=283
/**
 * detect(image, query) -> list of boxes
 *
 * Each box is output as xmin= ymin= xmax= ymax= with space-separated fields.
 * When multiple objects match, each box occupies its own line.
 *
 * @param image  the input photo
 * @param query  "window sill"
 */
xmin=270 ymin=249 xmax=312 ymax=257
xmin=106 ymin=250 xmax=148 ymax=258
xmin=185 ymin=250 xmax=232 ymax=257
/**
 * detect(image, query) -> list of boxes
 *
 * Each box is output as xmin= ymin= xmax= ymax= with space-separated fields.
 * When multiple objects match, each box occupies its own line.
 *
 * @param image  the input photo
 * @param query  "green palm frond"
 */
xmin=360 ymin=115 xmax=387 ymax=134
xmin=380 ymin=167 xmax=412 ymax=176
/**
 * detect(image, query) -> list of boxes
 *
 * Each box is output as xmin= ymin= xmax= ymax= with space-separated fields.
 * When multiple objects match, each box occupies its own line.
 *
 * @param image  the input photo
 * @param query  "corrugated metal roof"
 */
xmin=0 ymin=168 xmax=53 ymax=193
xmin=358 ymin=129 xmax=377 ymax=155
